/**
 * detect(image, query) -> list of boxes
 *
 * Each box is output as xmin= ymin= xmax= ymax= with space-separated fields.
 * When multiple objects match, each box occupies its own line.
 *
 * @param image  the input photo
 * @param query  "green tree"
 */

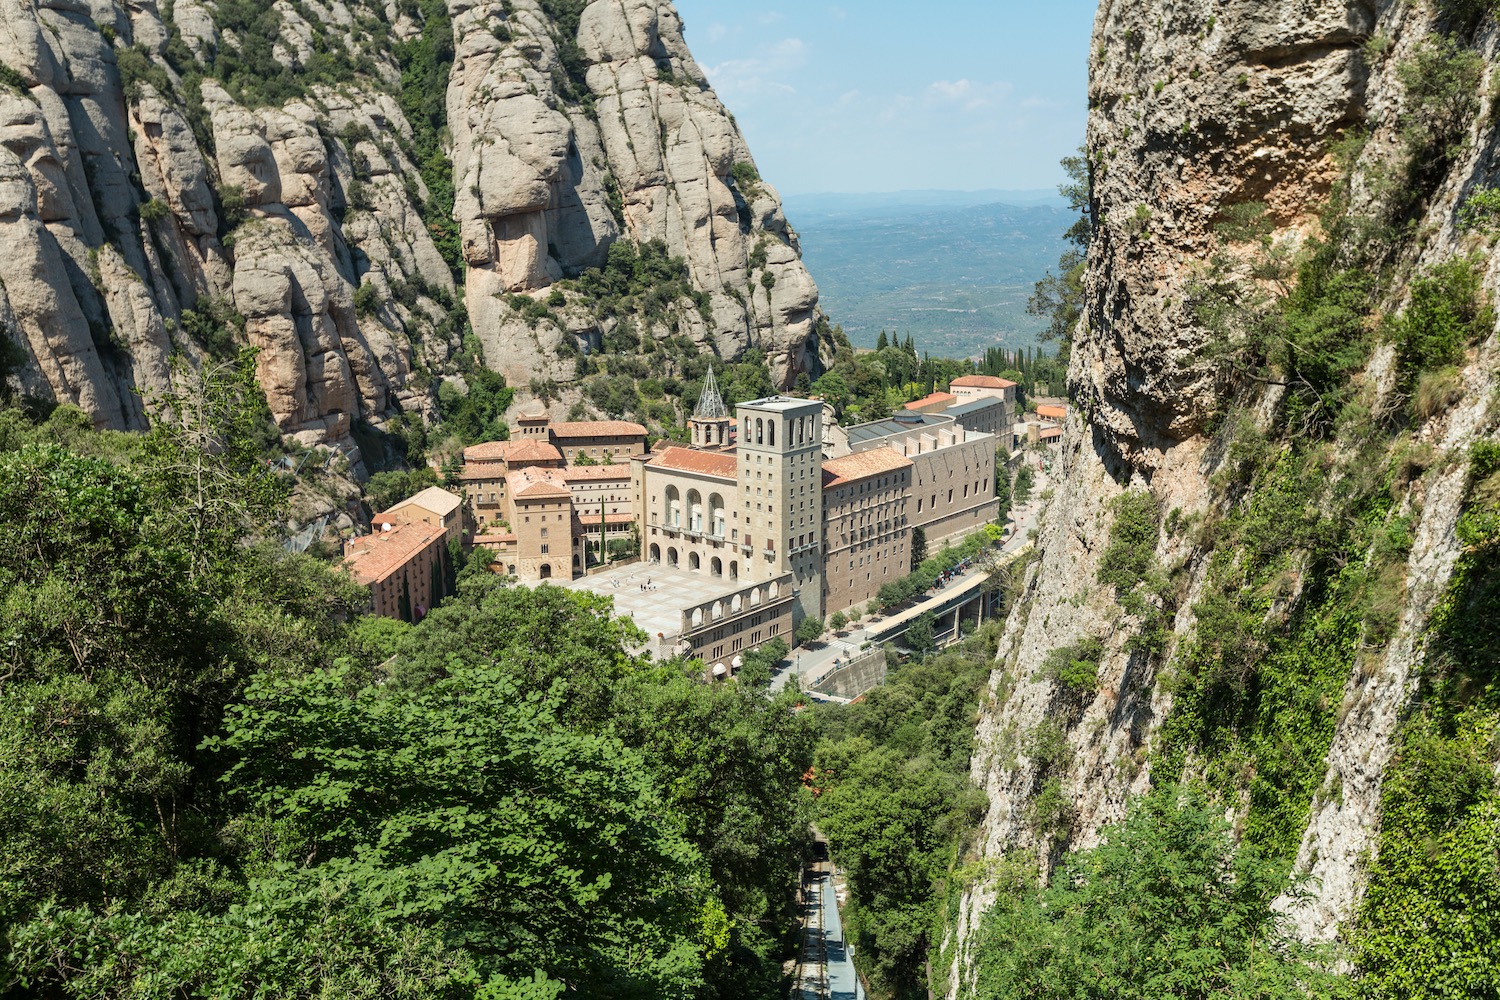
xmin=1014 ymin=465 xmax=1034 ymax=505
xmin=974 ymin=785 xmax=1349 ymax=1000
xmin=1028 ymin=148 xmax=1093 ymax=344
xmin=904 ymin=613 xmax=936 ymax=656
xmin=796 ymin=616 xmax=826 ymax=646
xmin=910 ymin=526 xmax=927 ymax=568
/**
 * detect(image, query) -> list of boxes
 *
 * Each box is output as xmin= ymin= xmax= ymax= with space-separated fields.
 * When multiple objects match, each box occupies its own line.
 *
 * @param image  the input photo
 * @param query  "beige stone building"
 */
xmin=845 ymin=412 xmax=999 ymax=544
xmin=507 ymin=372 xmax=1005 ymax=663
xmin=344 ymin=520 xmax=450 ymax=623
xmin=474 ymin=468 xmax=584 ymax=581
xmin=564 ymin=463 xmax=635 ymax=551
xmin=459 ymin=439 xmax=564 ymax=528
xmin=821 ymin=449 xmax=913 ymax=617
xmin=374 ymin=486 xmax=466 ymax=543
xmin=548 ymin=420 xmax=648 ymax=464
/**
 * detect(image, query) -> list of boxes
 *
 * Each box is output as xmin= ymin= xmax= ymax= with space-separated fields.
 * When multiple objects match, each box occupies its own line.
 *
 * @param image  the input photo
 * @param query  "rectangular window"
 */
xmin=541 ymin=544 xmax=550 ymax=554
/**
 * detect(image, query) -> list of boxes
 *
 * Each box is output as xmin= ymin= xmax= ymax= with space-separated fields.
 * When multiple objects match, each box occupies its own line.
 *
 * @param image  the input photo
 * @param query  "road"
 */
xmin=797 ymin=868 xmax=864 ymax=1000
xmin=771 ymin=488 xmax=1045 ymax=693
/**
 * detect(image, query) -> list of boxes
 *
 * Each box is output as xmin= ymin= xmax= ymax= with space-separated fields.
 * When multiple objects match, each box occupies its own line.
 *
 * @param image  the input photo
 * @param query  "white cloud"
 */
xmin=924 ymin=78 xmax=1015 ymax=111
xmin=705 ymin=22 xmax=728 ymax=43
xmin=702 ymin=37 xmax=809 ymax=99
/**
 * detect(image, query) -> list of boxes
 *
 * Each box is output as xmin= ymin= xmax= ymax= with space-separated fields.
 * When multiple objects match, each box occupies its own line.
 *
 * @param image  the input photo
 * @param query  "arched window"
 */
xmin=539 ymin=564 xmax=552 ymax=579
xmin=689 ymin=552 xmax=701 ymax=571
xmin=750 ymin=589 xmax=762 ymax=607
xmin=649 ymin=543 xmax=661 ymax=563
xmin=712 ymin=601 xmax=724 ymax=620
xmin=691 ymin=607 xmax=704 ymax=627
xmin=768 ymin=421 xmax=776 ymax=447
xmin=768 ymin=580 xmax=779 ymax=598
xmin=688 ymin=490 xmax=704 ymax=533
xmin=755 ymin=418 xmax=764 ymax=445
xmin=729 ymin=560 xmax=739 ymax=581
xmin=797 ymin=418 xmax=804 ymax=445
xmin=666 ymin=485 xmax=681 ymax=527
xmin=711 ymin=557 xmax=723 ymax=577
xmin=668 ymin=547 xmax=679 ymax=568
xmin=710 ymin=493 xmax=726 ymax=537
xmin=731 ymin=593 xmax=743 ymax=612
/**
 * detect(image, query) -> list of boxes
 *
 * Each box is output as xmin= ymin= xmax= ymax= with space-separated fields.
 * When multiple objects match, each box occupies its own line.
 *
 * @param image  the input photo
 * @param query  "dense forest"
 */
xmin=0 ymin=358 xmax=817 ymax=999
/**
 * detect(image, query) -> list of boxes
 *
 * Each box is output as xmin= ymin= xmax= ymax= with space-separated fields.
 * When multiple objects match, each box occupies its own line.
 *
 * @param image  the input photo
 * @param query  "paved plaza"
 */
xmin=558 ymin=561 xmax=745 ymax=643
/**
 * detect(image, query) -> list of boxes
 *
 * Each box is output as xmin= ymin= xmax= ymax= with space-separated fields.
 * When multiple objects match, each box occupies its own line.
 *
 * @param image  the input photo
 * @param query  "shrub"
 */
xmin=1391 ymin=256 xmax=1493 ymax=393
xmin=137 ymin=198 xmax=171 ymax=223
xmin=1414 ymin=365 xmax=1464 ymax=419
xmin=1097 ymin=491 xmax=1160 ymax=595
xmin=1397 ymin=38 xmax=1482 ymax=165
xmin=353 ymin=282 xmax=379 ymax=319
xmin=0 ymin=61 xmax=28 ymax=94
xmin=1038 ymin=638 xmax=1104 ymax=693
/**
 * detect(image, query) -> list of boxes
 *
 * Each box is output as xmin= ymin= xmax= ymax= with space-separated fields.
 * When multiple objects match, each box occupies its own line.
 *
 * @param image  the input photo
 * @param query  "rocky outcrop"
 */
xmin=0 ymin=0 xmax=818 ymax=461
xmin=448 ymin=0 xmax=821 ymax=389
xmin=952 ymin=0 xmax=1500 ymax=992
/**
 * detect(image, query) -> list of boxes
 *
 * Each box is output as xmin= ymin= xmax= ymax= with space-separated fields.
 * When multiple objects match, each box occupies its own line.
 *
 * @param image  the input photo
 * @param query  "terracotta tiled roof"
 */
xmin=902 ymin=392 xmax=957 ymax=411
xmin=343 ymin=521 xmax=446 ymax=587
xmin=463 ymin=439 xmax=563 ymax=464
xmin=950 ymin=374 xmax=1017 ymax=389
xmin=475 ymin=531 xmax=518 ymax=544
xmin=1035 ymin=404 xmax=1068 ymax=420
xmin=579 ymin=512 xmax=637 ymax=526
xmin=562 ymin=463 xmax=633 ymax=481
xmin=507 ymin=468 xmax=573 ymax=501
xmin=548 ymin=420 xmax=647 ymax=439
xmin=384 ymin=485 xmax=462 ymax=519
xmin=821 ymin=447 xmax=913 ymax=488
xmin=648 ymin=446 xmax=737 ymax=480
xmin=1039 ymin=426 xmax=1063 ymax=440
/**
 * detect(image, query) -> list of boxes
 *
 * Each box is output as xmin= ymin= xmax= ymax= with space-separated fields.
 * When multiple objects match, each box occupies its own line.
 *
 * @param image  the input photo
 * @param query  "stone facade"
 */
xmin=343 ymin=520 xmax=451 ymax=622
xmin=821 ymin=450 xmax=914 ymax=618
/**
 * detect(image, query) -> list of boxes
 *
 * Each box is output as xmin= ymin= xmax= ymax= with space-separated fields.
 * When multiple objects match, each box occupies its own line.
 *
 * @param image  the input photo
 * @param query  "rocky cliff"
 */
xmin=0 ymin=0 xmax=821 ymax=467
xmin=951 ymin=0 xmax=1500 ymax=990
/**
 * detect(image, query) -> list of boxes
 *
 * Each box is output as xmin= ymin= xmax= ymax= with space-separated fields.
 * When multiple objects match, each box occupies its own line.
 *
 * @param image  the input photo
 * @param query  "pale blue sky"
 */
xmin=673 ymin=1 xmax=1098 ymax=195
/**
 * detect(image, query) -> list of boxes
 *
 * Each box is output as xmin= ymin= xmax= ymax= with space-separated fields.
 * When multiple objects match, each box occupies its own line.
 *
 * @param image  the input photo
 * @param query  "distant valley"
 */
xmin=783 ymin=191 xmax=1072 ymax=358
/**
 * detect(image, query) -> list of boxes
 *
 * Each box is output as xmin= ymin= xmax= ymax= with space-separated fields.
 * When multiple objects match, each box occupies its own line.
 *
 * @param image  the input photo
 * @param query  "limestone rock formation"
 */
xmin=448 ymin=0 xmax=821 ymax=389
xmin=951 ymin=0 xmax=1500 ymax=990
xmin=0 ymin=0 xmax=821 ymax=465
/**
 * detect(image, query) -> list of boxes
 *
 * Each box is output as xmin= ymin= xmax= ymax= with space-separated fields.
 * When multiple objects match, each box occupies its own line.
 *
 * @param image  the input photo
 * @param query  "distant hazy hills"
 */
xmin=783 ymin=191 xmax=1071 ymax=359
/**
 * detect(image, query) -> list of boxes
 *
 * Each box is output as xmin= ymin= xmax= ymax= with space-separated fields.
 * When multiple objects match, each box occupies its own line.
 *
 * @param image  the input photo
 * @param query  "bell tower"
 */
xmin=735 ymin=395 xmax=824 ymax=625
xmin=690 ymin=366 xmax=732 ymax=451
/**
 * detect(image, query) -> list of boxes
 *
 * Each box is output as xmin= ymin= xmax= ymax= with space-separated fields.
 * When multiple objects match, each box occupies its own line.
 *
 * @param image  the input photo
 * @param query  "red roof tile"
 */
xmin=902 ymin=392 xmax=958 ymax=411
xmin=950 ymin=374 xmax=1017 ymax=389
xmin=343 ymin=521 xmax=446 ymax=587
xmin=463 ymin=439 xmax=562 ymax=464
xmin=821 ymin=448 xmax=913 ymax=488
xmin=562 ymin=463 xmax=633 ymax=481
xmin=1035 ymin=404 xmax=1068 ymax=420
xmin=507 ymin=468 xmax=573 ymax=501
xmin=648 ymin=446 xmax=738 ymax=480
xmin=548 ymin=420 xmax=647 ymax=439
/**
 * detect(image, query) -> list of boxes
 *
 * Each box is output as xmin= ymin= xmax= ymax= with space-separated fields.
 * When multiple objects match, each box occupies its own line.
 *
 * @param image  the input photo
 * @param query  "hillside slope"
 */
xmin=0 ymin=0 xmax=821 ymax=469
xmin=951 ymin=0 xmax=1500 ymax=991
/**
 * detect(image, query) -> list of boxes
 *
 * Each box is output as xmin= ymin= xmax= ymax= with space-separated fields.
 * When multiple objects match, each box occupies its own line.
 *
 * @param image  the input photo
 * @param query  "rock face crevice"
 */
xmin=952 ymin=0 xmax=1500 ymax=992
xmin=0 ymin=0 xmax=823 ymax=461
